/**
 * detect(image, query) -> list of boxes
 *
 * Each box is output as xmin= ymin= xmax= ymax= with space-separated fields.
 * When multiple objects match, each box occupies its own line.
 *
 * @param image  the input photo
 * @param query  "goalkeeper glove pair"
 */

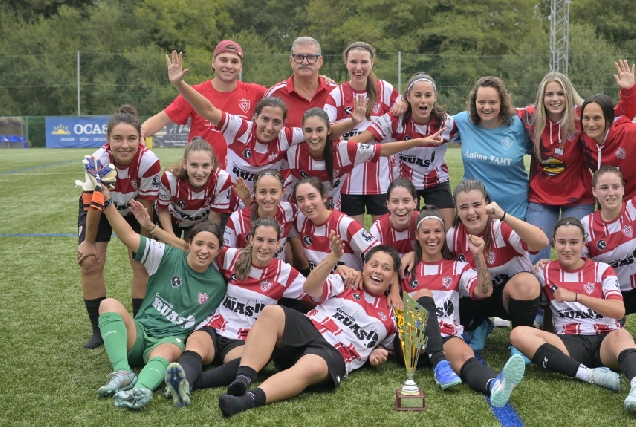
xmin=75 ymin=155 xmax=117 ymax=212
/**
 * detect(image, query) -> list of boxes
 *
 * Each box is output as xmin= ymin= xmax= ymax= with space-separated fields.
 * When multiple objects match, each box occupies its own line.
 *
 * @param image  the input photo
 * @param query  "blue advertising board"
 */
xmin=46 ymin=116 xmax=110 ymax=148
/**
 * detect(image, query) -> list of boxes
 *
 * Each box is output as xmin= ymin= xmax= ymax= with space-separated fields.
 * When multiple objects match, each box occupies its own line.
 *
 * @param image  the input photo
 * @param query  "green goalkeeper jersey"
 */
xmin=133 ymin=236 xmax=226 ymax=339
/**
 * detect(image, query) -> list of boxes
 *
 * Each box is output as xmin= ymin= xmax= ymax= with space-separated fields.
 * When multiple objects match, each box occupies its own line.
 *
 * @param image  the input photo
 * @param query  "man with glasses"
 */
xmin=265 ymin=37 xmax=337 ymax=127
xmin=142 ymin=40 xmax=267 ymax=169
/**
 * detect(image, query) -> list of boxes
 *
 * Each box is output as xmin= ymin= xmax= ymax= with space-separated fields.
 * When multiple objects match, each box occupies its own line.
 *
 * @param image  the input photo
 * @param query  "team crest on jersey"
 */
xmin=303 ymin=235 xmax=312 ymax=246
xmin=198 ymin=292 xmax=209 ymax=305
xmin=260 ymin=279 xmax=272 ymax=292
xmin=458 ymin=254 xmax=466 ymax=262
xmin=352 ymin=293 xmax=361 ymax=300
xmin=486 ymin=251 xmax=495 ymax=265
xmin=131 ymin=179 xmax=138 ymax=190
xmin=268 ymin=153 xmax=278 ymax=162
xmin=410 ymin=279 xmax=419 ymax=289
xmin=171 ymin=276 xmax=182 ymax=288
xmin=372 ymin=103 xmax=381 ymax=114
xmin=361 ymin=230 xmax=374 ymax=242
xmin=566 ymin=129 xmax=576 ymax=141
xmin=239 ymin=98 xmax=250 ymax=114
xmin=597 ymin=239 xmax=607 ymax=251
xmin=616 ymin=147 xmax=627 ymax=159
xmin=333 ymin=169 xmax=340 ymax=176
xmin=243 ymin=149 xmax=252 ymax=159
xmin=442 ymin=276 xmax=453 ymax=289
xmin=623 ymin=225 xmax=633 ymax=238
xmin=501 ymin=137 xmax=512 ymax=150
xmin=378 ymin=311 xmax=387 ymax=321
xmin=583 ymin=282 xmax=595 ymax=295
xmin=177 ymin=199 xmax=187 ymax=208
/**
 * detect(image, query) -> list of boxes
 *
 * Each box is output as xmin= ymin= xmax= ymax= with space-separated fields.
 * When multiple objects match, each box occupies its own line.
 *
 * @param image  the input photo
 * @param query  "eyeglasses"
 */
xmin=291 ymin=54 xmax=321 ymax=64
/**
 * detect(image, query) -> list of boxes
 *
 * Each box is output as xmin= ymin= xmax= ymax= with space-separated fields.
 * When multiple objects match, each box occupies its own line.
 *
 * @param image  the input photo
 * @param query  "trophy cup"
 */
xmin=394 ymin=293 xmax=428 ymax=411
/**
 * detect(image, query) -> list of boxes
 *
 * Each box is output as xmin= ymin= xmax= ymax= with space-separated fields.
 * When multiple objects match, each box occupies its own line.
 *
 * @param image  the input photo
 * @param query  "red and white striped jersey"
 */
xmin=323 ymin=80 xmax=400 ymax=195
xmin=158 ymin=169 xmax=233 ymax=227
xmin=200 ymin=247 xmax=306 ymax=340
xmin=217 ymin=112 xmax=305 ymax=193
xmin=367 ymin=113 xmax=457 ymax=190
xmin=294 ymin=210 xmax=379 ymax=271
xmin=308 ymin=274 xmax=396 ymax=376
xmin=447 ymin=220 xmax=535 ymax=287
xmin=369 ymin=211 xmax=418 ymax=258
xmin=581 ymin=197 xmax=636 ymax=292
xmin=92 ymin=144 xmax=160 ymax=215
xmin=401 ymin=259 xmax=478 ymax=337
xmin=283 ymin=140 xmax=381 ymax=209
xmin=223 ymin=202 xmax=298 ymax=260
xmin=537 ymin=259 xmax=622 ymax=335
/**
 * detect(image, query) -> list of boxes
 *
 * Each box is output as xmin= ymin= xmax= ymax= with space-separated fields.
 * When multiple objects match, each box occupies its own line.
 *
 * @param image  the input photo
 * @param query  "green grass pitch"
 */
xmin=1 ymin=147 xmax=634 ymax=426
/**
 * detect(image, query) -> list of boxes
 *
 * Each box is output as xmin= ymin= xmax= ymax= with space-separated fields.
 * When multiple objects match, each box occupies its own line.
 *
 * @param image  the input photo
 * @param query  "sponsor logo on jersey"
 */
xmin=171 ymin=276 xmax=182 ymax=288
xmin=243 ymin=149 xmax=252 ymax=159
xmin=303 ymin=235 xmax=312 ymax=246
xmin=261 ymin=279 xmax=272 ymax=292
xmin=239 ymin=98 xmax=250 ymax=114
xmin=583 ymin=282 xmax=595 ymax=295
xmin=344 ymin=106 xmax=353 ymax=115
xmin=361 ymin=230 xmax=374 ymax=242
xmin=177 ymin=199 xmax=187 ymax=208
xmin=616 ymin=147 xmax=627 ymax=159
xmin=152 ymin=175 xmax=160 ymax=188
xmin=399 ymin=152 xmax=436 ymax=169
xmin=501 ymin=136 xmax=512 ymax=150
xmin=410 ymin=278 xmax=419 ymax=289
xmin=229 ymin=273 xmax=238 ymax=282
xmin=244 ymin=232 xmax=251 ymax=242
xmin=436 ymin=298 xmax=454 ymax=317
xmin=332 ymin=308 xmax=380 ymax=349
xmin=352 ymin=293 xmax=361 ymax=300
xmin=597 ymin=239 xmax=607 ymax=251
xmin=442 ymin=276 xmax=453 ymax=289
xmin=540 ymin=157 xmax=566 ymax=176
xmin=152 ymin=294 xmax=196 ymax=329
xmin=623 ymin=225 xmax=633 ymax=238
xmin=458 ymin=253 xmax=466 ymax=262
xmin=198 ymin=292 xmax=208 ymax=305
xmin=359 ymin=144 xmax=370 ymax=150
xmin=232 ymin=165 xmax=256 ymax=181
xmin=556 ymin=306 xmax=602 ymax=320
xmin=222 ymin=295 xmax=265 ymax=317
xmin=300 ymin=170 xmax=309 ymax=178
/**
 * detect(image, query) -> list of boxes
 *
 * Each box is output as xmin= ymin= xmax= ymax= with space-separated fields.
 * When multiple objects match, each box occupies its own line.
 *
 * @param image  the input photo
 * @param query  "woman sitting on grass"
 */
xmin=511 ymin=217 xmax=636 ymax=412
xmin=399 ymin=206 xmax=526 ymax=407
xmin=92 ymin=182 xmax=226 ymax=410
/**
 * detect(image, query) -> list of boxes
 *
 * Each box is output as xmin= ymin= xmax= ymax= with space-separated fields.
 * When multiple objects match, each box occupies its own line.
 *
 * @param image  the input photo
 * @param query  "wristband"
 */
xmin=501 ymin=212 xmax=507 ymax=222
xmin=103 ymin=199 xmax=113 ymax=209
xmin=148 ymin=224 xmax=158 ymax=234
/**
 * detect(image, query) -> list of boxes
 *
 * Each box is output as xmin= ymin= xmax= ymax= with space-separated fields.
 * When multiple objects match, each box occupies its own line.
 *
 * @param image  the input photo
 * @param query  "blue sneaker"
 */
xmin=114 ymin=387 xmax=152 ymax=409
xmin=625 ymin=382 xmax=636 ymax=412
xmin=533 ymin=308 xmax=544 ymax=329
xmin=489 ymin=354 xmax=526 ymax=407
xmin=97 ymin=370 xmax=137 ymax=397
xmin=588 ymin=367 xmax=621 ymax=392
xmin=468 ymin=319 xmax=494 ymax=351
xmin=165 ymin=363 xmax=191 ymax=408
xmin=433 ymin=360 xmax=462 ymax=389
xmin=509 ymin=346 xmax=531 ymax=365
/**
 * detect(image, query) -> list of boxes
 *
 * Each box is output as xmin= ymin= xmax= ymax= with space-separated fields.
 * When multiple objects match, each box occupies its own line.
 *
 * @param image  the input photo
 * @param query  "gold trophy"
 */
xmin=394 ymin=293 xmax=428 ymax=411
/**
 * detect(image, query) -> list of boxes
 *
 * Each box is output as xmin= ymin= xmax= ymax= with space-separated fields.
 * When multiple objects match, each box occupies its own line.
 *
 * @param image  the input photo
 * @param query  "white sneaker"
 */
xmin=493 ymin=317 xmax=511 ymax=327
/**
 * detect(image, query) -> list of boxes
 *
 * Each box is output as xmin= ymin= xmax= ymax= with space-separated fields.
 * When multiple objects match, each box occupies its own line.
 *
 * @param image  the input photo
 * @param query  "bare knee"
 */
xmin=506 ymin=273 xmax=541 ymax=300
xmin=412 ymin=289 xmax=433 ymax=299
xmin=185 ymin=330 xmax=215 ymax=361
xmin=260 ymin=305 xmax=285 ymax=323
xmin=510 ymin=326 xmax=534 ymax=347
xmin=79 ymin=256 xmax=104 ymax=278
xmin=99 ymin=298 xmax=127 ymax=315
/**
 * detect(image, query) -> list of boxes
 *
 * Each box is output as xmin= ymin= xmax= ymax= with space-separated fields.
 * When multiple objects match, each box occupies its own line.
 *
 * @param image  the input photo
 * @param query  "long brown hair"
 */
xmin=411 ymin=206 xmax=453 ymax=282
xmin=452 ymin=179 xmax=493 ymax=251
xmin=107 ymin=104 xmax=141 ymax=137
xmin=167 ymin=137 xmax=218 ymax=181
xmin=234 ymin=217 xmax=281 ymax=280
xmin=302 ymin=108 xmax=334 ymax=185
xmin=343 ymin=41 xmax=377 ymax=120
xmin=402 ymin=72 xmax=447 ymax=125
xmin=249 ymin=169 xmax=284 ymax=225
xmin=467 ymin=76 xmax=515 ymax=126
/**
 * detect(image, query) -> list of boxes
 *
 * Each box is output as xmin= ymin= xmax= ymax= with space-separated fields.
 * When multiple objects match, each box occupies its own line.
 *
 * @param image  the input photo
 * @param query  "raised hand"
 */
xmin=467 ymin=234 xmax=486 ymax=255
xmin=329 ymin=231 xmax=345 ymax=259
xmin=390 ymin=99 xmax=408 ymax=117
xmin=614 ymin=59 xmax=635 ymax=89
xmin=484 ymin=201 xmax=505 ymax=220
xmin=129 ymin=199 xmax=153 ymax=230
xmin=350 ymin=94 xmax=369 ymax=124
xmin=233 ymin=177 xmax=251 ymax=205
xmin=166 ymin=50 xmax=189 ymax=85
xmin=416 ymin=127 xmax=447 ymax=147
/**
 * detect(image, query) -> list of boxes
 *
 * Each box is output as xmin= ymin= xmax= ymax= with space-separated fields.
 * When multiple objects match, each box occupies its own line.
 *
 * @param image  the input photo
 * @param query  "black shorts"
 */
xmin=340 ymin=193 xmax=388 ymax=217
xmin=459 ymin=272 xmax=538 ymax=331
xmin=622 ymin=289 xmax=636 ymax=315
xmin=416 ymin=181 xmax=454 ymax=210
xmin=394 ymin=335 xmax=454 ymax=368
xmin=199 ymin=326 xmax=245 ymax=363
xmin=271 ymin=307 xmax=346 ymax=392
xmin=77 ymin=197 xmax=141 ymax=244
xmin=559 ymin=333 xmax=608 ymax=369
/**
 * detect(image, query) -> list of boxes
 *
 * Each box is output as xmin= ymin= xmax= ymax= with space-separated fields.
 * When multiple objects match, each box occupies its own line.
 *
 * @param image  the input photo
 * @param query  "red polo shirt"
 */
xmin=265 ymin=75 xmax=338 ymax=127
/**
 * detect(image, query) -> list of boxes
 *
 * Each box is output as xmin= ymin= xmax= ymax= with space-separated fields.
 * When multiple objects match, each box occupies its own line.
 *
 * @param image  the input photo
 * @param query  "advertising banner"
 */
xmin=46 ymin=116 xmax=109 ymax=148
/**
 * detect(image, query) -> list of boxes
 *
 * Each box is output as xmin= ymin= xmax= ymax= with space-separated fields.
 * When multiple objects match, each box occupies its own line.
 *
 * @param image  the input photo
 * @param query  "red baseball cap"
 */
xmin=214 ymin=40 xmax=243 ymax=59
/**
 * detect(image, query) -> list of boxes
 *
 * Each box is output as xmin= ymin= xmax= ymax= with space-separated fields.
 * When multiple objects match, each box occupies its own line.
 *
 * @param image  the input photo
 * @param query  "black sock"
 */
xmin=507 ymin=297 xmax=539 ymax=328
xmin=299 ymin=268 xmax=311 ymax=277
xmin=219 ymin=387 xmax=266 ymax=417
xmin=459 ymin=357 xmax=497 ymax=395
xmin=178 ymin=350 xmax=203 ymax=389
xmin=618 ymin=349 xmax=636 ymax=382
xmin=227 ymin=365 xmax=258 ymax=396
xmin=83 ymin=297 xmax=105 ymax=349
xmin=193 ymin=358 xmax=241 ymax=390
xmin=132 ymin=298 xmax=143 ymax=317
xmin=416 ymin=296 xmax=446 ymax=368
xmin=531 ymin=342 xmax=579 ymax=377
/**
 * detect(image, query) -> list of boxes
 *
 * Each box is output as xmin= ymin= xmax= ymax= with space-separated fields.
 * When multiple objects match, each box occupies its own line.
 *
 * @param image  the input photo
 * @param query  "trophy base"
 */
xmin=395 ymin=389 xmax=426 ymax=411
